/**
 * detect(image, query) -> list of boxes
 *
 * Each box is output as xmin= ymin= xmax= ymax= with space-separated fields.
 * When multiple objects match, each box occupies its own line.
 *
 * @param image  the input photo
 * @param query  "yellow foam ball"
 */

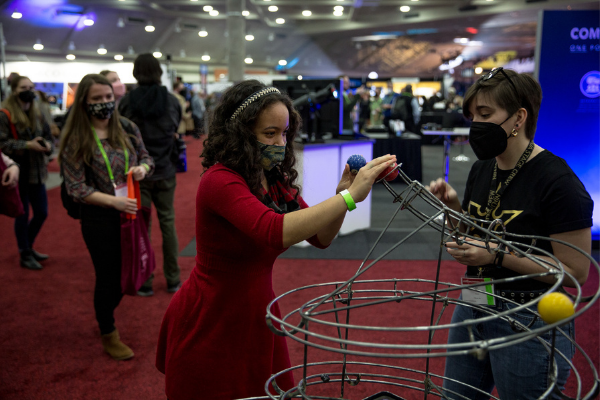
xmin=537 ymin=292 xmax=575 ymax=324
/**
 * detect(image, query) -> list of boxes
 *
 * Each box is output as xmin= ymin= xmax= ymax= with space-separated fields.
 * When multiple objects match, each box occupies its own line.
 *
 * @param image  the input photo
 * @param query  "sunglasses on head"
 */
xmin=480 ymin=67 xmax=520 ymax=100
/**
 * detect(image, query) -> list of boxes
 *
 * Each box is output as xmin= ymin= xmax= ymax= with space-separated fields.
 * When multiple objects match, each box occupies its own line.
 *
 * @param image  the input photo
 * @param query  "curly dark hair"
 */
xmin=201 ymin=80 xmax=302 ymax=198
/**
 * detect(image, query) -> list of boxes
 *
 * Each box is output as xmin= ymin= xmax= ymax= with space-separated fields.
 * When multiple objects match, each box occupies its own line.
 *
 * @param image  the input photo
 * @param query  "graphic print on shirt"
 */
xmin=467 ymin=200 xmax=524 ymax=235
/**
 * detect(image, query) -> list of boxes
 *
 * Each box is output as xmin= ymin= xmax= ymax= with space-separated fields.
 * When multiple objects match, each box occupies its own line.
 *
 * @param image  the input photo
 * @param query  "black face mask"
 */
xmin=87 ymin=101 xmax=116 ymax=120
xmin=468 ymin=115 xmax=514 ymax=160
xmin=18 ymin=90 xmax=36 ymax=103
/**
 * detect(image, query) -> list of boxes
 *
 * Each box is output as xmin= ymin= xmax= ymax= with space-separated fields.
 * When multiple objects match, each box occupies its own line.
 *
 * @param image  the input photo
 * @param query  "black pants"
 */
xmin=81 ymin=204 xmax=123 ymax=335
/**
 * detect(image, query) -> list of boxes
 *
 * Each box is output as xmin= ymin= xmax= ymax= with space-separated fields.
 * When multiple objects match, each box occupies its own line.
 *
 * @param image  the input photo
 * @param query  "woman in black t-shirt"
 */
xmin=427 ymin=68 xmax=593 ymax=399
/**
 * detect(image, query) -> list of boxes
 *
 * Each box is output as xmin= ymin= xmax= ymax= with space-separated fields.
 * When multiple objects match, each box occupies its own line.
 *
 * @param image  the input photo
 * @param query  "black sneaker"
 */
xmin=137 ymin=287 xmax=154 ymax=297
xmin=167 ymin=281 xmax=182 ymax=293
xmin=31 ymin=249 xmax=49 ymax=261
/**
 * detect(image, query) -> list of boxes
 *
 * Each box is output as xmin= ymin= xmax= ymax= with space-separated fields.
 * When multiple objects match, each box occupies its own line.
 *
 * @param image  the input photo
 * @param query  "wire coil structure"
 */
xmin=259 ymin=164 xmax=599 ymax=400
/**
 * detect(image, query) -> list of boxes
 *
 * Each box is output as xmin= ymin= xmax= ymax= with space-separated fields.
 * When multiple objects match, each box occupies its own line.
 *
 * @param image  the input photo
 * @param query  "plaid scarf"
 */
xmin=260 ymin=168 xmax=300 ymax=214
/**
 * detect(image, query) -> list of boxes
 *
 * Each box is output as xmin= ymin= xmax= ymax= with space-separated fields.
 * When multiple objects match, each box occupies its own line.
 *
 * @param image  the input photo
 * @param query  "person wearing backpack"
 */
xmin=391 ymin=84 xmax=421 ymax=134
xmin=0 ymin=75 xmax=54 ymax=270
xmin=59 ymin=74 xmax=154 ymax=360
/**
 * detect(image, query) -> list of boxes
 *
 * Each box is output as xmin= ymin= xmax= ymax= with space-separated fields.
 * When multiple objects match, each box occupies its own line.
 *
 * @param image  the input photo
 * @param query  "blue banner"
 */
xmin=535 ymin=10 xmax=600 ymax=240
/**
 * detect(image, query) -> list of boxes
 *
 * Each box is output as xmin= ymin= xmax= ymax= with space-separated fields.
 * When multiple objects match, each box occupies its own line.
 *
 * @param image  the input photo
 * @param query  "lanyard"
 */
xmin=92 ymin=126 xmax=128 ymax=188
xmin=484 ymin=140 xmax=534 ymax=221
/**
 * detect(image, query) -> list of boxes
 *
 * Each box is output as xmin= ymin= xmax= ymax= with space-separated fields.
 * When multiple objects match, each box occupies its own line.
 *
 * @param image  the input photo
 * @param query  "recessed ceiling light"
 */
xmin=333 ymin=10 xmax=343 ymax=16
xmin=198 ymin=28 xmax=208 ymax=37
xmin=368 ymin=71 xmax=378 ymax=79
xmin=66 ymin=54 xmax=76 ymax=60
xmin=209 ymin=10 xmax=219 ymax=16
xmin=97 ymin=44 xmax=107 ymax=55
xmin=12 ymin=10 xmax=22 ymax=19
xmin=298 ymin=75 xmax=303 ymax=80
xmin=153 ymin=49 xmax=162 ymax=58
xmin=83 ymin=18 xmax=94 ymax=26
xmin=245 ymin=33 xmax=254 ymax=41
xmin=145 ymin=22 xmax=155 ymax=32
xmin=114 ymin=54 xmax=124 ymax=61
xmin=203 ymin=5 xmax=213 ymax=11
xmin=475 ymin=67 xmax=483 ymax=74
xmin=302 ymin=10 xmax=312 ymax=16
xmin=242 ymin=10 xmax=250 ymax=16
xmin=334 ymin=6 xmax=344 ymax=11
xmin=400 ymin=6 xmax=410 ymax=12
xmin=275 ymin=18 xmax=285 ymax=24
xmin=202 ymin=54 xmax=211 ymax=61
xmin=268 ymin=6 xmax=278 ymax=12
xmin=245 ymin=56 xmax=253 ymax=64
xmin=278 ymin=60 xmax=287 ymax=66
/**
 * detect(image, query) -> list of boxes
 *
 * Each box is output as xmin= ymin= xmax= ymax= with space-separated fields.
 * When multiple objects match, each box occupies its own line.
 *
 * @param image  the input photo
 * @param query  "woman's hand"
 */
xmin=335 ymin=164 xmax=354 ymax=194
xmin=26 ymin=138 xmax=50 ymax=153
xmin=128 ymin=166 xmax=147 ymax=181
xmin=426 ymin=178 xmax=461 ymax=209
xmin=2 ymin=164 xmax=19 ymax=188
xmin=112 ymin=196 xmax=138 ymax=214
xmin=446 ymin=239 xmax=496 ymax=266
xmin=347 ymin=154 xmax=396 ymax=203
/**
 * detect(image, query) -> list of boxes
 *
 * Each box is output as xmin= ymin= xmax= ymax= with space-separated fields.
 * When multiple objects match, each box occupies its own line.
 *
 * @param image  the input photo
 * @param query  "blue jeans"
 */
xmin=14 ymin=182 xmax=48 ymax=252
xmin=443 ymin=300 xmax=575 ymax=400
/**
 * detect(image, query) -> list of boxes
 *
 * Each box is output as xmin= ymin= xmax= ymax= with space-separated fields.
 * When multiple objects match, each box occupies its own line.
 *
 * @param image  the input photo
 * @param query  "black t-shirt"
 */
xmin=462 ymin=150 xmax=593 ymax=290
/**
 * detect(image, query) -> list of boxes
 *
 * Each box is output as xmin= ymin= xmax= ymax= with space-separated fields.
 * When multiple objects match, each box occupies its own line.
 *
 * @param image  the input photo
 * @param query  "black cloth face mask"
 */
xmin=469 ymin=114 xmax=514 ymax=160
xmin=18 ymin=90 xmax=36 ymax=103
xmin=87 ymin=101 xmax=116 ymax=120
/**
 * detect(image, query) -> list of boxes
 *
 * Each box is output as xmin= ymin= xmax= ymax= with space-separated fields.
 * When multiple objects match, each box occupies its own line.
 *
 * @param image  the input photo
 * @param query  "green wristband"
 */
xmin=339 ymin=189 xmax=356 ymax=211
xmin=141 ymin=163 xmax=150 ymax=172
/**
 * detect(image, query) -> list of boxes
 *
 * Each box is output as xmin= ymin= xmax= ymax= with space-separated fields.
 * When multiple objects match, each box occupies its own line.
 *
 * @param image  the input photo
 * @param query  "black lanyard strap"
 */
xmin=484 ymin=140 xmax=535 ymax=221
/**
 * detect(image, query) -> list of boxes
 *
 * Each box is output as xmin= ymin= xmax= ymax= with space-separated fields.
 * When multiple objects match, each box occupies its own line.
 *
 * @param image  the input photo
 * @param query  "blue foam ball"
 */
xmin=347 ymin=154 xmax=367 ymax=175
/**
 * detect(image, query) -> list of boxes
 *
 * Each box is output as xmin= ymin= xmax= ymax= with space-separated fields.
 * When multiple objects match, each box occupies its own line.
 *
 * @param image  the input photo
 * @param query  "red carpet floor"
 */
xmin=0 ymin=136 xmax=598 ymax=399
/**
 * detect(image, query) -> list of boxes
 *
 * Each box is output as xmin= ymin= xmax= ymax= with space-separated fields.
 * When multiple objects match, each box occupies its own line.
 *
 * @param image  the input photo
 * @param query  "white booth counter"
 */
xmin=294 ymin=139 xmax=374 ymax=247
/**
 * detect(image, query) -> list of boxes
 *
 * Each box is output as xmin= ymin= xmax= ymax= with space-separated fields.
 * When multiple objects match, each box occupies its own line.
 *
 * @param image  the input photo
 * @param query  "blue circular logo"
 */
xmin=580 ymin=71 xmax=600 ymax=98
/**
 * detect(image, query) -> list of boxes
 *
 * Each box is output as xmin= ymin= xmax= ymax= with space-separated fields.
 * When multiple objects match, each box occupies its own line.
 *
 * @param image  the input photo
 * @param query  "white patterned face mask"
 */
xmin=87 ymin=101 xmax=116 ymax=120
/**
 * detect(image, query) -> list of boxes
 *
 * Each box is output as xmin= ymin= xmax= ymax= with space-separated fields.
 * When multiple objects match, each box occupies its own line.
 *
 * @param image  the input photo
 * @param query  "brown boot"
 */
xmin=101 ymin=329 xmax=134 ymax=360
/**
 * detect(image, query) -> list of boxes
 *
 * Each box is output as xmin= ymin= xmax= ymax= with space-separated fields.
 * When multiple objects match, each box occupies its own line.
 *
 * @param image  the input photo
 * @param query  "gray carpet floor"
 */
xmin=181 ymin=141 xmax=477 ymax=260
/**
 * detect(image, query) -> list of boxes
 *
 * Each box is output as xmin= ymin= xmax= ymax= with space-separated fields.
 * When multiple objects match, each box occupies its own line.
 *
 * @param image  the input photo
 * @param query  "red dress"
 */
xmin=156 ymin=164 xmax=326 ymax=399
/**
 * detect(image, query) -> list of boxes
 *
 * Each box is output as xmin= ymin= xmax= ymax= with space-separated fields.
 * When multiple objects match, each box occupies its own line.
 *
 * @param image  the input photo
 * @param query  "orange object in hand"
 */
xmin=126 ymin=171 xmax=140 ymax=220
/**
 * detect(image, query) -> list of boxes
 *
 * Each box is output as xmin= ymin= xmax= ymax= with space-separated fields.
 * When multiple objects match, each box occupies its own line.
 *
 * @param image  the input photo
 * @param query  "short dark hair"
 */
xmin=99 ymin=70 xmax=113 ymax=77
xmin=201 ymin=80 xmax=302 ymax=197
xmin=463 ymin=69 xmax=542 ymax=140
xmin=132 ymin=53 xmax=162 ymax=85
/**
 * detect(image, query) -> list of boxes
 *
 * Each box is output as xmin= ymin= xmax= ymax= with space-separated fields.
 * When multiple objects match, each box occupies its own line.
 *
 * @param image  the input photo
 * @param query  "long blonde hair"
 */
xmin=59 ymin=74 xmax=134 ymax=166
xmin=1 ymin=75 xmax=42 ymax=131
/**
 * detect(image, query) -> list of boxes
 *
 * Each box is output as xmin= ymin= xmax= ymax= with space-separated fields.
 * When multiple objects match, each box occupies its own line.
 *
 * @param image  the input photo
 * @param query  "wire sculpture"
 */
xmin=257 ymin=165 xmax=599 ymax=400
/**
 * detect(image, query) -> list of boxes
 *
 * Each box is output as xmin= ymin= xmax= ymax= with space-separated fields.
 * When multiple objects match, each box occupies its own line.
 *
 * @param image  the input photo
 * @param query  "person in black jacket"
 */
xmin=119 ymin=53 xmax=182 ymax=296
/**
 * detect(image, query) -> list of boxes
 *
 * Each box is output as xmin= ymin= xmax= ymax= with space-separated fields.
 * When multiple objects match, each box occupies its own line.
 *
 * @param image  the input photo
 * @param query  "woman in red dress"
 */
xmin=156 ymin=80 xmax=395 ymax=399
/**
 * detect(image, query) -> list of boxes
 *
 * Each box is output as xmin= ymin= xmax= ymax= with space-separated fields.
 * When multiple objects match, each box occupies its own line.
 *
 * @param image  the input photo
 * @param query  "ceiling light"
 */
xmin=97 ymin=44 xmax=107 ymax=55
xmin=66 ymin=54 xmax=76 ymax=60
xmin=153 ymin=49 xmax=162 ymax=58
xmin=302 ymin=10 xmax=312 ymax=16
xmin=242 ymin=10 xmax=250 ymax=16
xmin=117 ymin=17 xmax=125 ymax=28
xmin=400 ymin=6 xmax=410 ymax=12
xmin=202 ymin=53 xmax=210 ymax=61
xmin=68 ymin=41 xmax=76 ymax=51
xmin=245 ymin=56 xmax=253 ymax=64
xmin=83 ymin=18 xmax=94 ymax=26
xmin=198 ymin=28 xmax=208 ymax=37
xmin=333 ymin=10 xmax=343 ymax=16
xmin=298 ymin=75 xmax=303 ymax=80
xmin=145 ymin=22 xmax=155 ymax=32
xmin=114 ymin=54 xmax=124 ymax=61
xmin=475 ymin=67 xmax=483 ymax=74
xmin=203 ymin=5 xmax=213 ymax=11
xmin=411 ymin=0 xmax=419 ymax=1
xmin=180 ymin=49 xmax=186 ymax=57
xmin=127 ymin=45 xmax=135 ymax=55
xmin=191 ymin=0 xmax=198 ymax=2
xmin=453 ymin=38 xmax=469 ymax=43
xmin=278 ymin=60 xmax=287 ymax=66
xmin=334 ymin=6 xmax=344 ymax=11
xmin=33 ymin=40 xmax=44 ymax=50
xmin=264 ymin=0 xmax=271 ymax=2
xmin=209 ymin=10 xmax=219 ymax=16
xmin=275 ymin=18 xmax=285 ymax=24
xmin=245 ymin=33 xmax=254 ymax=41
xmin=368 ymin=71 xmax=378 ymax=79
xmin=12 ymin=10 xmax=22 ymax=19
xmin=268 ymin=6 xmax=278 ymax=12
